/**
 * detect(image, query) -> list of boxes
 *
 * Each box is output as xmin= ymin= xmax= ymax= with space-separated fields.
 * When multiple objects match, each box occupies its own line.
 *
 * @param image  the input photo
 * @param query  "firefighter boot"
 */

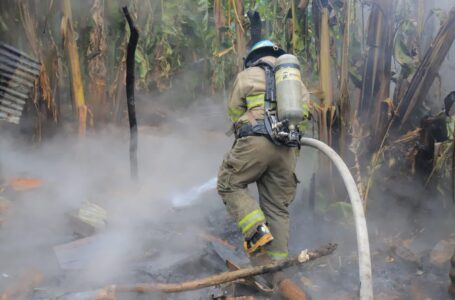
xmin=243 ymin=224 xmax=273 ymax=255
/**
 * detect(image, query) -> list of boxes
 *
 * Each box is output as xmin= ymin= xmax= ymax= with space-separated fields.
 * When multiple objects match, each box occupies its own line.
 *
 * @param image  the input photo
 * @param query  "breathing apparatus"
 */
xmin=245 ymin=40 xmax=306 ymax=147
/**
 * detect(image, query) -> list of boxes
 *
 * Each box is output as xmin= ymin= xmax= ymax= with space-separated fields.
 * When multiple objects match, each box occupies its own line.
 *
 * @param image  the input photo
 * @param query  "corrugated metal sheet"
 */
xmin=0 ymin=42 xmax=40 ymax=124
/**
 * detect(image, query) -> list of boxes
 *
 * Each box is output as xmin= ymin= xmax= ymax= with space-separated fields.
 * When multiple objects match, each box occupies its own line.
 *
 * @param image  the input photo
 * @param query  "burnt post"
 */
xmin=122 ymin=6 xmax=139 ymax=180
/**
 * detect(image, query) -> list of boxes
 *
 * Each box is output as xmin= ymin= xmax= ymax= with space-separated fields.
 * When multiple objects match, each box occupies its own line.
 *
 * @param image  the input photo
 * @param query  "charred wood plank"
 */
xmin=210 ymin=239 xmax=272 ymax=294
xmin=226 ymin=259 xmax=273 ymax=294
xmin=53 ymin=236 xmax=99 ymax=270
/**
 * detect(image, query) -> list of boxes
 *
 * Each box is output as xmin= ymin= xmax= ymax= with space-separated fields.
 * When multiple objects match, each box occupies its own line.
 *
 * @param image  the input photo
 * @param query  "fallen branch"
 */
xmin=113 ymin=243 xmax=336 ymax=294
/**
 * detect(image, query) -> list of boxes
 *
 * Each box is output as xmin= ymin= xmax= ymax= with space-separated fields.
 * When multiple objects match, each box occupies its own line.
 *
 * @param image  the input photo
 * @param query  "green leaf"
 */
xmin=394 ymin=38 xmax=415 ymax=67
xmin=135 ymin=49 xmax=150 ymax=80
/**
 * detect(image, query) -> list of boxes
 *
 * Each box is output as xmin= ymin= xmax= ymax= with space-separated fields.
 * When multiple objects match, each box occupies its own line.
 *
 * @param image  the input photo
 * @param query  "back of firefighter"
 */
xmin=217 ymin=40 xmax=309 ymax=263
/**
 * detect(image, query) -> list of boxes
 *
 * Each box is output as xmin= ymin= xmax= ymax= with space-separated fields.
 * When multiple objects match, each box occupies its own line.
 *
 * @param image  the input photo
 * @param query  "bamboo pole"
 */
xmin=114 ymin=244 xmax=336 ymax=294
xmin=62 ymin=0 xmax=87 ymax=137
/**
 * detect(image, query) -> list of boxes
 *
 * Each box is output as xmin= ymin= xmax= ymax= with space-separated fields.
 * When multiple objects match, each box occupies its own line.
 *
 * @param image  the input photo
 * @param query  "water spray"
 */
xmin=171 ymin=177 xmax=217 ymax=209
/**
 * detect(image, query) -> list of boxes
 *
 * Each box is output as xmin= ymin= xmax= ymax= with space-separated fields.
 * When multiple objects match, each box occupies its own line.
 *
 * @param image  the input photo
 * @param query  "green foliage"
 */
xmin=393 ymin=19 xmax=419 ymax=70
xmin=135 ymin=48 xmax=150 ymax=86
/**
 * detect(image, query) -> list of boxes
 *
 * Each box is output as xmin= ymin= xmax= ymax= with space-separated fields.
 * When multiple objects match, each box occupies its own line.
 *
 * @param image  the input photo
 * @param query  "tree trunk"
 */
xmin=62 ymin=0 xmax=87 ymax=137
xmin=337 ymin=0 xmax=352 ymax=159
xmin=318 ymin=6 xmax=333 ymax=145
xmin=233 ymin=0 xmax=246 ymax=70
xmin=358 ymin=0 xmax=394 ymax=144
xmin=87 ymin=0 xmax=108 ymax=124
xmin=291 ymin=0 xmax=298 ymax=54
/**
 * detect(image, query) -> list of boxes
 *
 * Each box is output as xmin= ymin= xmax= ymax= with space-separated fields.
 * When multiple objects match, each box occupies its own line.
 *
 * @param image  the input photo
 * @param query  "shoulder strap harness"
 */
xmin=250 ymin=60 xmax=300 ymax=148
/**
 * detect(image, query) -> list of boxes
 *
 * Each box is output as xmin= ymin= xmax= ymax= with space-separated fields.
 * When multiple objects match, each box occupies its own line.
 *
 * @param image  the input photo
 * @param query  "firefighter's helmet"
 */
xmin=244 ymin=40 xmax=285 ymax=68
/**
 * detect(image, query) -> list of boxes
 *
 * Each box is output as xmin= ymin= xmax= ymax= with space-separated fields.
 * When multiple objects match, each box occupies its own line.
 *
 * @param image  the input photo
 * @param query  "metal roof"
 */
xmin=0 ymin=42 xmax=40 ymax=124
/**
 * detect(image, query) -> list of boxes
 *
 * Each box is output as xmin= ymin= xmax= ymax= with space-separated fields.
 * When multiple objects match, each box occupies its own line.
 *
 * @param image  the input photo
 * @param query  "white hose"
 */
xmin=300 ymin=137 xmax=373 ymax=300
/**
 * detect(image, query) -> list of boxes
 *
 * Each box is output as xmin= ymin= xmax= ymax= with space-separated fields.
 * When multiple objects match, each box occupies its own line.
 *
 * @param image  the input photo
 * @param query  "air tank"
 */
xmin=275 ymin=54 xmax=304 ymax=127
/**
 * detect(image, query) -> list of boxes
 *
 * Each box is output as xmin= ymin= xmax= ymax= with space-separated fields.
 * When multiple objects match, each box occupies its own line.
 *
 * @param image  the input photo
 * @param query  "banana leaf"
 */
xmin=399 ymin=5 xmax=455 ymax=127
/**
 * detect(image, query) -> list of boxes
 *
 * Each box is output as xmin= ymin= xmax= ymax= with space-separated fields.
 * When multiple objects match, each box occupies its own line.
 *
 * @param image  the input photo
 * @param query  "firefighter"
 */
xmin=217 ymin=40 xmax=310 ymax=263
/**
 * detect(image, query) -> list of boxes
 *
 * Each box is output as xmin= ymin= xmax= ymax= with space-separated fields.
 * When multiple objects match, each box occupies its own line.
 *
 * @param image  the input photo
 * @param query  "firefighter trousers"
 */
xmin=217 ymin=135 xmax=298 ymax=259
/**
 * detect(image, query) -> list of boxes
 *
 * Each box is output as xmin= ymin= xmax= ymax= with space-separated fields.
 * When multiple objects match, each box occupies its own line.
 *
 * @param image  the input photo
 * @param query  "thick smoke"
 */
xmin=0 ymin=97 xmax=235 ymax=297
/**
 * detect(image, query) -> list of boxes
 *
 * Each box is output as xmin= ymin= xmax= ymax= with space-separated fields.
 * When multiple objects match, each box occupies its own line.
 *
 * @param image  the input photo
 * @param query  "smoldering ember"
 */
xmin=0 ymin=0 xmax=455 ymax=299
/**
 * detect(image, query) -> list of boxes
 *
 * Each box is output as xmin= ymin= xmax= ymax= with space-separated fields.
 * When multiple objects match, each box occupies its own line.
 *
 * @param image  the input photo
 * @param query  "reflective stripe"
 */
xmin=228 ymin=107 xmax=245 ymax=122
xmin=241 ymin=214 xmax=265 ymax=234
xmin=238 ymin=209 xmax=263 ymax=227
xmin=246 ymin=94 xmax=265 ymax=101
xmin=266 ymin=251 xmax=289 ymax=258
xmin=246 ymin=94 xmax=265 ymax=109
xmin=238 ymin=209 xmax=265 ymax=234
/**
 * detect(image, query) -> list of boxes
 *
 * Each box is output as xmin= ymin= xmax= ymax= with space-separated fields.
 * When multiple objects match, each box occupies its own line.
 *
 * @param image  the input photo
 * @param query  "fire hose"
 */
xmin=300 ymin=137 xmax=373 ymax=300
